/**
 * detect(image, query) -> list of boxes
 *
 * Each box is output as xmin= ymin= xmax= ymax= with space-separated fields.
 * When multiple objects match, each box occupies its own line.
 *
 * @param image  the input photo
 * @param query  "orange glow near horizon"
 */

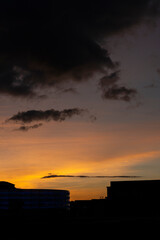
xmin=1 ymin=118 xmax=160 ymax=200
xmin=0 ymin=149 xmax=159 ymax=200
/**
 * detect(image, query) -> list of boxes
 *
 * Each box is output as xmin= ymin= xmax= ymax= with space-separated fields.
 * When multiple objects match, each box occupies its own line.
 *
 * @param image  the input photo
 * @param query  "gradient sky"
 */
xmin=0 ymin=1 xmax=160 ymax=200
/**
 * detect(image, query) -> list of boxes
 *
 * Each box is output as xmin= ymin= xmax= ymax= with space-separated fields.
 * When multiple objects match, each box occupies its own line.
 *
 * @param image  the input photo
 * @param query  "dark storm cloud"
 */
xmin=0 ymin=66 xmax=35 ymax=97
xmin=0 ymin=0 xmax=159 ymax=97
xmin=99 ymin=71 xmax=137 ymax=101
xmin=6 ymin=108 xmax=87 ymax=124
xmin=41 ymin=174 xmax=141 ymax=179
xmin=14 ymin=123 xmax=43 ymax=132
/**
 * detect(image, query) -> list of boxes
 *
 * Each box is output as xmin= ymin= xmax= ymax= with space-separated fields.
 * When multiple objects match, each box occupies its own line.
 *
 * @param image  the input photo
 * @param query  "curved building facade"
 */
xmin=0 ymin=182 xmax=70 ymax=210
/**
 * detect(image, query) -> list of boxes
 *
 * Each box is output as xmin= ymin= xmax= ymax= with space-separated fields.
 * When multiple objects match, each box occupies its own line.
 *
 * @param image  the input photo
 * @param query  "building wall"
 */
xmin=0 ymin=189 xmax=70 ymax=210
xmin=107 ymin=180 xmax=160 ymax=201
xmin=106 ymin=180 xmax=160 ymax=217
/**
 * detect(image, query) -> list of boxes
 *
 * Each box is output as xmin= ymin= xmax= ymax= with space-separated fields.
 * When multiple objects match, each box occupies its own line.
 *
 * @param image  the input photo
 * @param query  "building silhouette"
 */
xmin=107 ymin=179 xmax=160 ymax=201
xmin=0 ymin=181 xmax=70 ymax=211
xmin=71 ymin=179 xmax=160 ymax=218
xmin=106 ymin=179 xmax=160 ymax=217
xmin=1 ymin=179 xmax=160 ymax=219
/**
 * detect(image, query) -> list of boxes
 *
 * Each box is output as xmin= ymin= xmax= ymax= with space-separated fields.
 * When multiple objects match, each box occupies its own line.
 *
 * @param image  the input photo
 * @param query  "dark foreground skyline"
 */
xmin=0 ymin=179 xmax=160 ymax=238
xmin=0 ymin=179 xmax=160 ymax=213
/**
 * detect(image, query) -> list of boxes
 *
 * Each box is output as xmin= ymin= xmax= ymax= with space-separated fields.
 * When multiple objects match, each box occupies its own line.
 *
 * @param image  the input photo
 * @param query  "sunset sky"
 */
xmin=0 ymin=0 xmax=160 ymax=200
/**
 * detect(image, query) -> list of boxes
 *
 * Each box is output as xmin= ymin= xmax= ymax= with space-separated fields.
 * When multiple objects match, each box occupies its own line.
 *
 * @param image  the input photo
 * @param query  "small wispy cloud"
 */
xmin=14 ymin=123 xmax=43 ymax=132
xmin=98 ymin=71 xmax=137 ymax=102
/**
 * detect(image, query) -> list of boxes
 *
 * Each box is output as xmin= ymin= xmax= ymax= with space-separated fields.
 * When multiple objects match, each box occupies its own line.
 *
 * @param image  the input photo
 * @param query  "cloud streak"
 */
xmin=6 ymin=108 xmax=87 ymax=124
xmin=41 ymin=174 xmax=141 ymax=179
xmin=5 ymin=108 xmax=95 ymax=131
